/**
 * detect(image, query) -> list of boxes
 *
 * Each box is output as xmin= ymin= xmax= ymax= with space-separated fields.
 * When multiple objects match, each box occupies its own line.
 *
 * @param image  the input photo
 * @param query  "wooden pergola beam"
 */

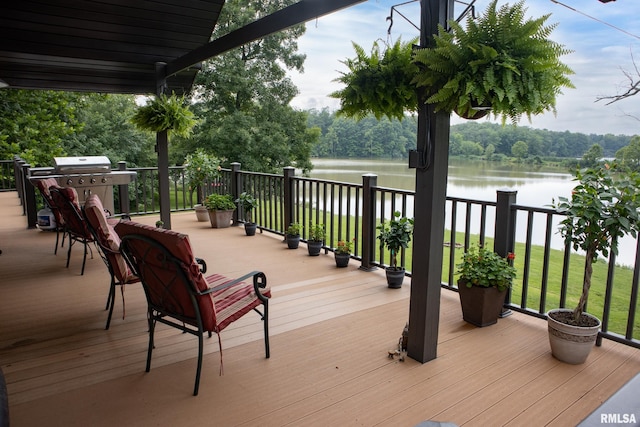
xmin=164 ymin=0 xmax=366 ymax=79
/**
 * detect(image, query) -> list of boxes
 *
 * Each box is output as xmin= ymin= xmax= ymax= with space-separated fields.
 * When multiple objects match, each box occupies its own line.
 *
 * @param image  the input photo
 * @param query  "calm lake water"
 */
xmin=310 ymin=158 xmax=637 ymax=267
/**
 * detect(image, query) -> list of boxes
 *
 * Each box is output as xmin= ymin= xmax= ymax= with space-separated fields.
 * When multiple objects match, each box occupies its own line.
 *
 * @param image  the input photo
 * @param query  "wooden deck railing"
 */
xmin=7 ymin=157 xmax=640 ymax=350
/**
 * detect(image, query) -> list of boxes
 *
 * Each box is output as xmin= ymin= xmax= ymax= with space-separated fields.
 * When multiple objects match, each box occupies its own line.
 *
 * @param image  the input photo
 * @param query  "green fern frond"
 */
xmin=412 ymin=0 xmax=573 ymax=122
xmin=330 ymin=38 xmax=419 ymax=121
xmin=130 ymin=93 xmax=196 ymax=137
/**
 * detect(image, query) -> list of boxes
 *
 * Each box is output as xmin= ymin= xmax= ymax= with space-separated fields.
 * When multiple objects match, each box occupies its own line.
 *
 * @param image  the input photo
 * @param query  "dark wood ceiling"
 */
xmin=0 ymin=0 xmax=366 ymax=95
xmin=0 ymin=0 xmax=225 ymax=94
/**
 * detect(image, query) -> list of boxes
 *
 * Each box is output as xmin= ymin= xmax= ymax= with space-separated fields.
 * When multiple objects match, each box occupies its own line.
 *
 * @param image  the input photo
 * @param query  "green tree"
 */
xmin=0 ymin=89 xmax=83 ymax=166
xmin=484 ymin=143 xmax=496 ymax=160
xmin=459 ymin=140 xmax=484 ymax=157
xmin=511 ymin=140 xmax=529 ymax=159
xmin=63 ymin=94 xmax=156 ymax=167
xmin=582 ymin=143 xmax=603 ymax=165
xmin=185 ymin=0 xmax=315 ymax=174
xmin=616 ymin=136 xmax=640 ymax=170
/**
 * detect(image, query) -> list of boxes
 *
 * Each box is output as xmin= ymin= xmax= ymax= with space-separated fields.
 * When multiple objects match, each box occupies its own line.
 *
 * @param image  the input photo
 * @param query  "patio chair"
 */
xmin=50 ymin=186 xmax=95 ymax=275
xmin=84 ymin=194 xmax=140 ymax=330
xmin=116 ymin=220 xmax=271 ymax=396
xmin=32 ymin=177 xmax=66 ymax=254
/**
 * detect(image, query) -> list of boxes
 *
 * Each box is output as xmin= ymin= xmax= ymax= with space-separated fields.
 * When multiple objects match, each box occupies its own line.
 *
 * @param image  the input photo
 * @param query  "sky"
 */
xmin=287 ymin=0 xmax=640 ymax=136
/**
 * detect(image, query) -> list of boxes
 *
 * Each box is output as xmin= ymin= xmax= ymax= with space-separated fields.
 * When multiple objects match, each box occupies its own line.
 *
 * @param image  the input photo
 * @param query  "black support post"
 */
xmin=494 ymin=189 xmax=517 ymax=310
xmin=23 ymin=164 xmax=37 ymax=229
xmin=359 ymin=173 xmax=378 ymax=272
xmin=283 ymin=166 xmax=295 ymax=235
xmin=117 ymin=161 xmax=130 ymax=216
xmin=231 ymin=162 xmax=241 ymax=225
xmin=407 ymin=0 xmax=454 ymax=364
xmin=155 ymin=61 xmax=171 ymax=230
xmin=156 ymin=131 xmax=171 ymax=229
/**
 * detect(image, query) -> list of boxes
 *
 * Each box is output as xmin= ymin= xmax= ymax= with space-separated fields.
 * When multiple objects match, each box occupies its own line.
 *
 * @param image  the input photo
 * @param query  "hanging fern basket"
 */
xmin=331 ymin=0 xmax=574 ymax=124
xmin=330 ymin=38 xmax=419 ymax=121
xmin=412 ymin=0 xmax=574 ymax=124
xmin=130 ymin=93 xmax=196 ymax=137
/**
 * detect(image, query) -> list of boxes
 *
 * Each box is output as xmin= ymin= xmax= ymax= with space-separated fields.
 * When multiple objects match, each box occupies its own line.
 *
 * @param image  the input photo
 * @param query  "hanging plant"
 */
xmin=412 ymin=0 xmax=574 ymax=123
xmin=330 ymin=38 xmax=419 ymax=121
xmin=331 ymin=0 xmax=574 ymax=124
xmin=130 ymin=93 xmax=196 ymax=137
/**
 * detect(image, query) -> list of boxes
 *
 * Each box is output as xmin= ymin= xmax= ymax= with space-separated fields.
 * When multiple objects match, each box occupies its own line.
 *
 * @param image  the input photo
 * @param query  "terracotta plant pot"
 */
xmin=547 ymin=308 xmax=601 ymax=364
xmin=457 ymin=279 xmax=507 ymax=327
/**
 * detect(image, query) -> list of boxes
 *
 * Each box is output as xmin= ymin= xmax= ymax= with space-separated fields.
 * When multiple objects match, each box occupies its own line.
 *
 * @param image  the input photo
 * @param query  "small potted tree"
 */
xmin=236 ymin=192 xmax=258 ymax=236
xmin=286 ymin=223 xmax=302 ymax=249
xmin=456 ymin=245 xmax=516 ymax=327
xmin=307 ymin=224 xmax=325 ymax=256
xmin=377 ymin=211 xmax=414 ymax=288
xmin=550 ymin=164 xmax=640 ymax=363
xmin=203 ymin=193 xmax=236 ymax=228
xmin=184 ymin=149 xmax=221 ymax=222
xmin=334 ymin=239 xmax=353 ymax=268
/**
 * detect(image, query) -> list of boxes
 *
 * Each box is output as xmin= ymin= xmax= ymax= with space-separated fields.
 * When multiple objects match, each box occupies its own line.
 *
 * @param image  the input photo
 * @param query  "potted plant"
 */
xmin=236 ymin=192 xmax=258 ymax=236
xmin=334 ymin=239 xmax=353 ymax=268
xmin=330 ymin=37 xmax=419 ymax=121
xmin=307 ymin=224 xmax=325 ymax=256
xmin=456 ymin=245 xmax=516 ymax=327
xmin=130 ymin=93 xmax=196 ymax=136
xmin=184 ymin=149 xmax=221 ymax=222
xmin=549 ymin=163 xmax=640 ymax=364
xmin=203 ymin=193 xmax=236 ymax=228
xmin=331 ymin=0 xmax=574 ymax=123
xmin=377 ymin=211 xmax=414 ymax=288
xmin=286 ymin=223 xmax=302 ymax=249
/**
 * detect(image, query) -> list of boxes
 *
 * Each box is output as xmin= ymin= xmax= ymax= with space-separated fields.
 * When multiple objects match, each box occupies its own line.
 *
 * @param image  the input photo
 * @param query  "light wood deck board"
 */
xmin=1 ymin=191 xmax=639 ymax=426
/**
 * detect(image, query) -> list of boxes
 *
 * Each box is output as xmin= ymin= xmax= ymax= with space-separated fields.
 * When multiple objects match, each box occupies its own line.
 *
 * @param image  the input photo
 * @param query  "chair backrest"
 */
xmin=50 ymin=187 xmax=92 ymax=239
xmin=33 ymin=177 xmax=65 ymax=226
xmin=84 ymin=194 xmax=134 ymax=283
xmin=116 ymin=221 xmax=217 ymax=331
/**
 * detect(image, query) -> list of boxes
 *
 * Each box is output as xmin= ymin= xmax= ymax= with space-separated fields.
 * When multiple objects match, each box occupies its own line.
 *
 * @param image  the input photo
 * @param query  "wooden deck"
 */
xmin=1 ymin=191 xmax=639 ymax=427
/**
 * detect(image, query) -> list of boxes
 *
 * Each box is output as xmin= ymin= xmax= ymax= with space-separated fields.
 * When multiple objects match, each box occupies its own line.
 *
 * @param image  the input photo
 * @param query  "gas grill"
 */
xmin=31 ymin=156 xmax=136 ymax=213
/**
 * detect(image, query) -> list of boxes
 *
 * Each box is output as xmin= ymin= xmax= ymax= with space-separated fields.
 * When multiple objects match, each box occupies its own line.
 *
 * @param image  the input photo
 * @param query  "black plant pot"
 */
xmin=334 ymin=253 xmax=350 ymax=268
xmin=307 ymin=240 xmax=323 ymax=256
xmin=286 ymin=234 xmax=300 ymax=249
xmin=385 ymin=267 xmax=405 ymax=288
xmin=244 ymin=223 xmax=257 ymax=236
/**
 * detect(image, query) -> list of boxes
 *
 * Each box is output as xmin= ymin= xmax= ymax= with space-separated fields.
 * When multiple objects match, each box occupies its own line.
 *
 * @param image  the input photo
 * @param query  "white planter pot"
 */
xmin=195 ymin=204 xmax=209 ymax=222
xmin=547 ymin=308 xmax=601 ymax=365
xmin=207 ymin=209 xmax=234 ymax=228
